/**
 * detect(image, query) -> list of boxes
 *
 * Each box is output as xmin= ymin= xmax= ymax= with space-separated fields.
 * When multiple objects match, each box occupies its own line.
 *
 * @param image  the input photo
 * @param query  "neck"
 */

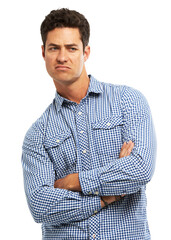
xmin=54 ymin=68 xmax=90 ymax=104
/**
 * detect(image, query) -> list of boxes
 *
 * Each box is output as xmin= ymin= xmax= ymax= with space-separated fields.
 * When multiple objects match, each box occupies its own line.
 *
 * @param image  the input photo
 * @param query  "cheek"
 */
xmin=75 ymin=56 xmax=84 ymax=69
xmin=45 ymin=57 xmax=54 ymax=70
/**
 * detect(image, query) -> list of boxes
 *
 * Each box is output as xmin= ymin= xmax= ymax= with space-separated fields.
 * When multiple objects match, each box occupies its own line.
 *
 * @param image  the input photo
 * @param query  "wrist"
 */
xmin=101 ymin=197 xmax=108 ymax=208
xmin=68 ymin=173 xmax=82 ymax=191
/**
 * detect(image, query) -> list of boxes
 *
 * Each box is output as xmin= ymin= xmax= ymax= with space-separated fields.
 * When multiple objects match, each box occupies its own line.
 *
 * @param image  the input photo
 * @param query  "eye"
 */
xmin=48 ymin=46 xmax=59 ymax=51
xmin=69 ymin=47 xmax=77 ymax=52
xmin=51 ymin=47 xmax=57 ymax=51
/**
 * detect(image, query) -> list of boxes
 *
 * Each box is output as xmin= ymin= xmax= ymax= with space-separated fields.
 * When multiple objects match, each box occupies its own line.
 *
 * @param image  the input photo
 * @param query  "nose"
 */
xmin=56 ymin=48 xmax=68 ymax=63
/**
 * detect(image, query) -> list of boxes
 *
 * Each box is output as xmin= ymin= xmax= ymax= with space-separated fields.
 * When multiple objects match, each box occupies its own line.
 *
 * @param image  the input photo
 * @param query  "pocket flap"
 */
xmin=92 ymin=115 xmax=123 ymax=129
xmin=44 ymin=131 xmax=71 ymax=148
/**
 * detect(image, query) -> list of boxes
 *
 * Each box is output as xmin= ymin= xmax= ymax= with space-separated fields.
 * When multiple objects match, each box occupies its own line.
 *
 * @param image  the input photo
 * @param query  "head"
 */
xmin=40 ymin=8 xmax=90 ymax=52
xmin=40 ymin=9 xmax=91 ymax=90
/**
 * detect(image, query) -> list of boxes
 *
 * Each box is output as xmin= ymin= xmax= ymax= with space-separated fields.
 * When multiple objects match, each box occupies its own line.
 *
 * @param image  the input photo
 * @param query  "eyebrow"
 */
xmin=47 ymin=43 xmax=79 ymax=48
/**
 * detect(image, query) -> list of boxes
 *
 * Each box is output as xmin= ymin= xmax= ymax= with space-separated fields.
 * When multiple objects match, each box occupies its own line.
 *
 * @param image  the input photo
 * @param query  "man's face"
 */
xmin=42 ymin=27 xmax=90 ymax=86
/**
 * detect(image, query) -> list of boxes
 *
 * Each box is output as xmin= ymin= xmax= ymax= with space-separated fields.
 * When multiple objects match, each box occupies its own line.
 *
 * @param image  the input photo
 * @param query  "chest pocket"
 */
xmin=92 ymin=115 xmax=123 ymax=157
xmin=44 ymin=131 xmax=77 ymax=179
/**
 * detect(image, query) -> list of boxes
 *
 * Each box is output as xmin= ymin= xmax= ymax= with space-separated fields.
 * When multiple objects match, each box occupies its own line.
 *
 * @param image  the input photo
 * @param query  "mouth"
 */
xmin=55 ymin=66 xmax=71 ymax=70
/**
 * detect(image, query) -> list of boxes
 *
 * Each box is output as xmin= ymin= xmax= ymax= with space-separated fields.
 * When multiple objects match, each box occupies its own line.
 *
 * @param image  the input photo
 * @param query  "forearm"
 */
xmin=54 ymin=141 xmax=133 ymax=208
xmin=22 ymin=150 xmax=101 ymax=225
xmin=25 ymin=184 xmax=101 ymax=225
xmin=79 ymin=143 xmax=156 ymax=197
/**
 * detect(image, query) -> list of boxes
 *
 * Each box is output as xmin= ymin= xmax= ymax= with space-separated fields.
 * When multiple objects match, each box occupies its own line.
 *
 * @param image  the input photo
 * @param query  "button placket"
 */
xmin=92 ymin=234 xmax=96 ymax=239
xmin=76 ymin=101 xmax=100 ymax=240
xmin=89 ymin=210 xmax=100 ymax=240
xmin=76 ymin=104 xmax=90 ymax=171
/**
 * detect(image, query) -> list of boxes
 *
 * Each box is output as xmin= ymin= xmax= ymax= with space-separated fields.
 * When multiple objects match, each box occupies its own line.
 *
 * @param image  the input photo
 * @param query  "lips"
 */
xmin=55 ymin=65 xmax=71 ymax=70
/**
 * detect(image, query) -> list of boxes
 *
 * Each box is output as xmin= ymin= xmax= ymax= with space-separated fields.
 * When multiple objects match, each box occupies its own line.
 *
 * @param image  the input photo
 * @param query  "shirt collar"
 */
xmin=55 ymin=91 xmax=64 ymax=112
xmin=87 ymin=75 xmax=103 ymax=94
xmin=54 ymin=75 xmax=103 ymax=112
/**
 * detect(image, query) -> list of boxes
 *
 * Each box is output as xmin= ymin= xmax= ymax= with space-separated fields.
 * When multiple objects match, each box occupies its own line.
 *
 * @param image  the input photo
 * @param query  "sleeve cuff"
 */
xmin=81 ymin=194 xmax=102 ymax=219
xmin=79 ymin=168 xmax=102 ymax=196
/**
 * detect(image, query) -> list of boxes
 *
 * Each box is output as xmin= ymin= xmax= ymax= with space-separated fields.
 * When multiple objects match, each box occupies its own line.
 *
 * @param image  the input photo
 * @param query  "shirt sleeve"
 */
xmin=21 ymin=120 xmax=101 ymax=225
xmin=79 ymin=86 xmax=157 ymax=196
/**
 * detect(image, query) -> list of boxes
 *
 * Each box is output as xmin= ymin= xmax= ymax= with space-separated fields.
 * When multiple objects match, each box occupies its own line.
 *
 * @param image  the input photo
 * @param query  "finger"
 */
xmin=120 ymin=142 xmax=126 ymax=150
xmin=121 ymin=141 xmax=132 ymax=157
xmin=119 ymin=142 xmax=127 ymax=158
xmin=119 ymin=141 xmax=134 ymax=158
xmin=120 ymin=142 xmax=130 ymax=157
xmin=127 ymin=141 xmax=134 ymax=154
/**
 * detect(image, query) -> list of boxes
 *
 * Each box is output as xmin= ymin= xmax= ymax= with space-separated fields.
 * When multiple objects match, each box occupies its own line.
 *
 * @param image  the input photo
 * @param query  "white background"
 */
xmin=0 ymin=0 xmax=171 ymax=239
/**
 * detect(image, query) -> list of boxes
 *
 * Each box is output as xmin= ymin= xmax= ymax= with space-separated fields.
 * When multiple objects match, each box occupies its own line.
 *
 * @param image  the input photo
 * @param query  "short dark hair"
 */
xmin=40 ymin=8 xmax=90 ymax=50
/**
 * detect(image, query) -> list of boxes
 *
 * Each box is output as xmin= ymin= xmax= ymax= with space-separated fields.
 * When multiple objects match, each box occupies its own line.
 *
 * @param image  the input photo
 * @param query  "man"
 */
xmin=22 ymin=8 xmax=156 ymax=240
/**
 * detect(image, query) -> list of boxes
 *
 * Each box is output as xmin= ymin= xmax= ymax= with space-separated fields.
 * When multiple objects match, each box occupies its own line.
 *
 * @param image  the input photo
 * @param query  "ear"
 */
xmin=84 ymin=46 xmax=90 ymax=62
xmin=41 ymin=45 xmax=45 ymax=59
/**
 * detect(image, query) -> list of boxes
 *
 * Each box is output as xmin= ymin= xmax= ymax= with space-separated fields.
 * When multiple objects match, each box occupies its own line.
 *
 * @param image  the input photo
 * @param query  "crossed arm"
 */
xmin=54 ymin=141 xmax=134 ymax=208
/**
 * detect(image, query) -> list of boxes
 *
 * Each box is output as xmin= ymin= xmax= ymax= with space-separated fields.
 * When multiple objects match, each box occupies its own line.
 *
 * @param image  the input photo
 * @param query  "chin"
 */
xmin=53 ymin=76 xmax=76 ymax=85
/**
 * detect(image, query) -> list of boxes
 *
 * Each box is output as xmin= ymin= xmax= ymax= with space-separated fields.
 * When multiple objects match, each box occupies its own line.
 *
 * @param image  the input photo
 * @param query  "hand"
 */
xmin=100 ymin=195 xmax=125 ymax=208
xmin=100 ymin=140 xmax=134 ymax=208
xmin=54 ymin=173 xmax=81 ymax=191
xmin=119 ymin=140 xmax=134 ymax=158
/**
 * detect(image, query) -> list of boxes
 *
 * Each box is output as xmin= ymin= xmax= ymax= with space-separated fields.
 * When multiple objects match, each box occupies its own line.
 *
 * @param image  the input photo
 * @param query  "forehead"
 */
xmin=46 ymin=27 xmax=82 ymax=45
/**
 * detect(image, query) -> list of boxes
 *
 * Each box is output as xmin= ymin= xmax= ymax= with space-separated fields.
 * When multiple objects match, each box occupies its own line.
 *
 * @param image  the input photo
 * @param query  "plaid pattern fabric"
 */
xmin=22 ymin=76 xmax=156 ymax=239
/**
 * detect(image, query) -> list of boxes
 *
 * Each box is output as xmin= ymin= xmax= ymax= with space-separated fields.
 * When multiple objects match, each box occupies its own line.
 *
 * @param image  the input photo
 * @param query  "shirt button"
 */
xmin=88 ymin=191 xmax=92 ymax=195
xmin=78 ymin=111 xmax=82 ymax=115
xmin=93 ymin=234 xmax=96 ymax=238
xmin=80 ymin=130 xmax=84 ymax=134
xmin=107 ymin=122 xmax=111 ymax=126
xmin=94 ymin=210 xmax=98 ymax=214
xmin=94 ymin=191 xmax=99 ymax=195
xmin=56 ymin=139 xmax=60 ymax=143
xmin=83 ymin=149 xmax=87 ymax=153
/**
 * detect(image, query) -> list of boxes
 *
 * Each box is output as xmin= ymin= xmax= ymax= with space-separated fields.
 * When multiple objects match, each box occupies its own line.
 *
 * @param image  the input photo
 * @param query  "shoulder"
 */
xmin=100 ymin=81 xmax=124 ymax=93
xmin=120 ymin=85 xmax=149 ymax=110
xmin=99 ymin=80 xmax=150 ymax=113
xmin=23 ymin=101 xmax=55 ymax=146
xmin=116 ymin=85 xmax=150 ymax=115
xmin=99 ymin=81 xmax=146 ymax=103
xmin=101 ymin=81 xmax=145 ymax=99
xmin=120 ymin=85 xmax=147 ymax=102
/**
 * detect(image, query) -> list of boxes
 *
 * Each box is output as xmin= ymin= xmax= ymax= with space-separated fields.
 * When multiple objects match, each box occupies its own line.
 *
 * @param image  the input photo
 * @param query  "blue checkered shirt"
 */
xmin=22 ymin=76 xmax=156 ymax=240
